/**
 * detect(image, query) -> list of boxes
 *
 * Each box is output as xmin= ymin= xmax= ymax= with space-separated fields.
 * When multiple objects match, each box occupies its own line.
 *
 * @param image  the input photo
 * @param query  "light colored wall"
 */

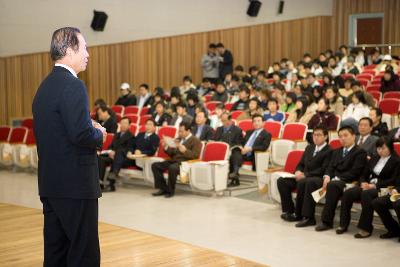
xmin=0 ymin=0 xmax=332 ymax=57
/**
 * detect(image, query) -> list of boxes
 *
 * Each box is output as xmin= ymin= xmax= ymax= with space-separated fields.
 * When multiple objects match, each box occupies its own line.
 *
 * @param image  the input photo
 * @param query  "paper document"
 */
xmin=164 ymin=136 xmax=177 ymax=148
xmin=312 ymin=188 xmax=326 ymax=203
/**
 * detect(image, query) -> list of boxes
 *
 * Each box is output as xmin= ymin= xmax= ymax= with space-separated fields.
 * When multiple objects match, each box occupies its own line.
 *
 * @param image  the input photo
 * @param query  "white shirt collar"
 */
xmin=344 ymin=144 xmax=355 ymax=152
xmin=55 ymin=63 xmax=77 ymax=78
xmin=316 ymin=142 xmax=327 ymax=151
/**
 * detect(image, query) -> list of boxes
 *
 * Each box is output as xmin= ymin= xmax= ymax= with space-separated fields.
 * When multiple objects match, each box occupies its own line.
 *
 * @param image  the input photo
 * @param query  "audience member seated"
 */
xmin=197 ymin=78 xmax=214 ymax=97
xmin=339 ymin=78 xmax=354 ymax=104
xmin=280 ymin=92 xmax=296 ymax=113
xmin=231 ymin=85 xmax=250 ymax=111
xmin=170 ymin=102 xmax=193 ymax=128
xmin=338 ymin=136 xmax=400 ymax=238
xmin=191 ymin=111 xmax=214 ymax=141
xmin=179 ymin=75 xmax=196 ymax=98
xmin=315 ymin=126 xmax=368 ymax=232
xmin=137 ymin=83 xmax=153 ymax=109
xmin=369 ymin=108 xmax=389 ymax=137
xmin=209 ymin=103 xmax=225 ymax=129
xmin=341 ymin=91 xmax=370 ymax=132
xmin=99 ymin=117 xmax=135 ymax=192
xmin=325 ymin=87 xmax=344 ymax=116
xmin=380 ymin=69 xmax=400 ymax=93
xmin=286 ymin=98 xmax=315 ymax=124
xmin=151 ymin=122 xmax=202 ymax=198
xmin=229 ymin=114 xmax=271 ymax=186
xmin=152 ymin=102 xmax=172 ymax=127
xmin=341 ymin=56 xmax=360 ymax=75
xmin=308 ymin=97 xmax=337 ymax=131
xmin=237 ymin=97 xmax=263 ymax=121
xmin=389 ymin=124 xmax=400 ymax=142
xmin=278 ymin=126 xmax=332 ymax=226
xmin=356 ymin=117 xmax=379 ymax=157
xmin=186 ymin=93 xmax=200 ymax=118
xmin=263 ymin=98 xmax=285 ymax=123
xmin=115 ymin=82 xmax=137 ymax=107
xmin=211 ymin=81 xmax=229 ymax=103
xmin=376 ymin=54 xmax=399 ymax=73
xmin=201 ymin=43 xmax=219 ymax=84
xmin=97 ymin=105 xmax=118 ymax=133
xmin=351 ymin=81 xmax=375 ymax=108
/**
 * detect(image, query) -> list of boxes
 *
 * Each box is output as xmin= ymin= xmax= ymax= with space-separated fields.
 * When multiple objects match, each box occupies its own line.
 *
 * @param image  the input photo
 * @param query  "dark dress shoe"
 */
xmin=102 ymin=185 xmax=116 ymax=192
xmin=152 ymin=190 xmax=166 ymax=196
xmin=164 ymin=193 xmax=174 ymax=198
xmin=281 ymin=213 xmax=301 ymax=222
xmin=354 ymin=230 xmax=371 ymax=239
xmin=336 ymin=227 xmax=348 ymax=235
xmin=315 ymin=223 xmax=333 ymax=232
xmin=295 ymin=218 xmax=316 ymax=228
xmin=380 ymin=231 xmax=400 ymax=239
xmin=228 ymin=178 xmax=240 ymax=187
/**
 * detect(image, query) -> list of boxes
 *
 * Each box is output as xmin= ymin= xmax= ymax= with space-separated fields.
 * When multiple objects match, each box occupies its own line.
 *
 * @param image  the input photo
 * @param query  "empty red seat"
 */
xmin=394 ymin=143 xmax=400 ymax=156
xmin=205 ymin=101 xmax=221 ymax=112
xmin=383 ymin=92 xmax=400 ymax=99
xmin=263 ymin=121 xmax=282 ymax=139
xmin=111 ymin=105 xmax=125 ymax=115
xmin=21 ymin=118 xmax=34 ymax=129
xmin=201 ymin=142 xmax=229 ymax=161
xmin=356 ymin=74 xmax=373 ymax=81
xmin=8 ymin=127 xmax=28 ymax=144
xmin=129 ymin=123 xmax=138 ymax=136
xmin=369 ymin=91 xmax=382 ymax=103
xmin=379 ymin=99 xmax=400 ymax=115
xmin=366 ymin=85 xmax=380 ymax=92
xmin=25 ymin=129 xmax=36 ymax=145
xmin=224 ymin=103 xmax=234 ymax=111
xmin=124 ymin=106 xmax=139 ymax=114
xmin=124 ymin=114 xmax=139 ymax=124
xmin=283 ymin=150 xmax=304 ymax=173
xmin=231 ymin=111 xmax=244 ymax=120
xmin=0 ymin=126 xmax=11 ymax=142
xmin=102 ymin=133 xmax=114 ymax=150
xmin=139 ymin=107 xmax=150 ymax=116
xmin=139 ymin=114 xmax=152 ymax=125
xmin=158 ymin=126 xmax=177 ymax=139
xmin=357 ymin=79 xmax=369 ymax=87
xmin=238 ymin=120 xmax=254 ymax=133
xmin=281 ymin=123 xmax=307 ymax=141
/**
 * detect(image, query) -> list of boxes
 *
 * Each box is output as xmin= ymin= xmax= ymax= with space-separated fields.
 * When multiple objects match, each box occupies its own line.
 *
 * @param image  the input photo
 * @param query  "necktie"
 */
xmin=359 ymin=136 xmax=365 ymax=146
xmin=343 ymin=148 xmax=348 ymax=158
xmin=245 ymin=130 xmax=258 ymax=156
xmin=395 ymin=128 xmax=400 ymax=139
xmin=313 ymin=148 xmax=318 ymax=157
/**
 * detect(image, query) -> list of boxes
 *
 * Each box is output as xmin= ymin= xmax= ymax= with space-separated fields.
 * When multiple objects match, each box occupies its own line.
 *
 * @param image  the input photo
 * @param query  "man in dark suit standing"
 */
xmin=229 ymin=114 xmax=271 ymax=186
xmin=277 ymin=126 xmax=332 ymax=225
xmin=151 ymin=121 xmax=202 ymax=198
xmin=32 ymin=27 xmax=105 ymax=266
xmin=315 ymin=126 xmax=368 ymax=232
xmin=216 ymin=43 xmax=234 ymax=80
xmin=213 ymin=112 xmax=244 ymax=180
xmin=191 ymin=110 xmax=214 ymax=141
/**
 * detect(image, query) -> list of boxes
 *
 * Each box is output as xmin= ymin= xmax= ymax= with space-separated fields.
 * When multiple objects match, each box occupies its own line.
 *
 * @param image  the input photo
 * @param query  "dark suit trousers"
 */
xmin=302 ymin=177 xmax=323 ymax=219
xmin=112 ymin=151 xmax=136 ymax=174
xmin=372 ymin=196 xmax=400 ymax=234
xmin=41 ymin=197 xmax=100 ymax=267
xmin=321 ymin=180 xmax=346 ymax=226
xmin=98 ymin=155 xmax=113 ymax=182
xmin=277 ymin=177 xmax=306 ymax=217
xmin=151 ymin=160 xmax=180 ymax=194
xmin=230 ymin=148 xmax=253 ymax=173
xmin=340 ymin=187 xmax=378 ymax=232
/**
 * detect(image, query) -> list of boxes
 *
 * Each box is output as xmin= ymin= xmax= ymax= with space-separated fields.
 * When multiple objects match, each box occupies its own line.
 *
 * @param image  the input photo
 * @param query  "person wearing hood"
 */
xmin=115 ymin=82 xmax=137 ymax=107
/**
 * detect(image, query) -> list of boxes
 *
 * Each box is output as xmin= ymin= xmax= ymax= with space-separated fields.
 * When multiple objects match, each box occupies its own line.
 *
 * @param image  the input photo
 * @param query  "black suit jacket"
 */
xmin=243 ymin=129 xmax=272 ymax=154
xmin=32 ymin=66 xmax=103 ymax=199
xmin=213 ymin=125 xmax=244 ymax=147
xmin=131 ymin=132 xmax=160 ymax=156
xmin=192 ymin=124 xmax=214 ymax=141
xmin=325 ymin=146 xmax=368 ymax=183
xmin=109 ymin=131 xmax=135 ymax=154
xmin=360 ymin=154 xmax=400 ymax=189
xmin=296 ymin=144 xmax=332 ymax=178
xmin=153 ymin=112 xmax=172 ymax=126
xmin=101 ymin=117 xmax=118 ymax=134
xmin=115 ymin=94 xmax=137 ymax=107
xmin=389 ymin=127 xmax=400 ymax=142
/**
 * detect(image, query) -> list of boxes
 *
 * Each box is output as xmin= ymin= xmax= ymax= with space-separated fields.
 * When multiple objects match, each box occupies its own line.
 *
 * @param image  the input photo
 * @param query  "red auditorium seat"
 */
xmin=111 ymin=105 xmax=125 ymax=115
xmin=341 ymin=73 xmax=354 ymax=80
xmin=158 ymin=126 xmax=177 ymax=139
xmin=283 ymin=150 xmax=304 ymax=173
xmin=263 ymin=121 xmax=282 ymax=139
xmin=357 ymin=79 xmax=369 ymax=87
xmin=363 ymin=64 xmax=376 ymax=70
xmin=124 ymin=114 xmax=139 ymax=124
xmin=379 ymin=99 xmax=400 ymax=115
xmin=0 ymin=126 xmax=11 ymax=142
xmin=370 ymin=80 xmax=381 ymax=86
xmin=224 ymin=103 xmax=234 ymax=111
xmin=8 ymin=127 xmax=28 ymax=144
xmin=25 ymin=129 xmax=36 ymax=145
xmin=356 ymin=74 xmax=373 ymax=81
xmin=102 ymin=133 xmax=114 ymax=150
xmin=383 ymin=92 xmax=400 ymax=99
xmin=204 ymin=95 xmax=212 ymax=102
xmin=366 ymin=85 xmax=380 ymax=92
xmin=238 ymin=120 xmax=254 ymax=133
xmin=139 ymin=107 xmax=150 ymax=116
xmin=129 ymin=124 xmax=138 ymax=136
xmin=21 ymin=118 xmax=34 ymax=129
xmin=394 ymin=143 xmax=400 ymax=156
xmin=205 ymin=101 xmax=221 ymax=112
xmin=201 ymin=142 xmax=229 ymax=162
xmin=281 ymin=123 xmax=307 ymax=141
xmin=115 ymin=113 xmax=122 ymax=123
xmin=138 ymin=125 xmax=146 ymax=133
xmin=329 ymin=139 xmax=342 ymax=150
xmin=139 ymin=114 xmax=152 ymax=125
xmin=124 ymin=106 xmax=139 ymax=114
xmin=231 ymin=111 xmax=244 ymax=120
xmin=369 ymin=91 xmax=382 ymax=103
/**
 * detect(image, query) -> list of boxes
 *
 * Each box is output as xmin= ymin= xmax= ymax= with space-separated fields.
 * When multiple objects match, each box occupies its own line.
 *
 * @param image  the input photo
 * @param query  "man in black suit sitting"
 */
xmin=229 ymin=114 xmax=271 ymax=186
xmin=213 ymin=112 xmax=244 ymax=180
xmin=97 ymin=105 xmax=118 ymax=133
xmin=315 ymin=126 xmax=368 ymax=232
xmin=99 ymin=117 xmax=135 ymax=192
xmin=277 ymin=126 xmax=332 ymax=225
xmin=191 ymin=110 xmax=214 ymax=141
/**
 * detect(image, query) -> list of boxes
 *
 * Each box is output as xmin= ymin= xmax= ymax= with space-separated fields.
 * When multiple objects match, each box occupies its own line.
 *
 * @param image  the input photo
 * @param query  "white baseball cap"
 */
xmin=383 ymin=54 xmax=392 ymax=61
xmin=120 ymin=82 xmax=130 ymax=90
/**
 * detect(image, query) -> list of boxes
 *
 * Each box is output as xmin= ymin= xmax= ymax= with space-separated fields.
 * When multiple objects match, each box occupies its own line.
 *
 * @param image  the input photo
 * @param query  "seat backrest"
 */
xmin=102 ymin=133 xmax=114 ymax=150
xmin=139 ymin=107 xmax=150 ymax=116
xmin=9 ymin=127 xmax=28 ymax=144
xmin=394 ymin=143 xmax=400 ymax=157
xmin=111 ymin=105 xmax=125 ymax=115
xmin=205 ymin=101 xmax=222 ymax=112
xmin=383 ymin=92 xmax=400 ymax=99
xmin=357 ymin=79 xmax=369 ymax=87
xmin=264 ymin=121 xmax=282 ymax=139
xmin=202 ymin=142 xmax=229 ymax=161
xmin=225 ymin=103 xmax=234 ymax=111
xmin=138 ymin=125 xmax=146 ymax=133
xmin=125 ymin=114 xmax=139 ymax=124
xmin=356 ymin=73 xmax=373 ymax=81
xmin=369 ymin=91 xmax=382 ymax=102
xmin=282 ymin=123 xmax=307 ymax=141
xmin=329 ymin=139 xmax=342 ymax=150
xmin=231 ymin=110 xmax=244 ymax=119
xmin=124 ymin=105 xmax=139 ymax=114
xmin=25 ymin=129 xmax=36 ymax=145
xmin=379 ymin=98 xmax=400 ymax=115
xmin=21 ymin=118 xmax=34 ymax=129
xmin=284 ymin=150 xmax=304 ymax=173
xmin=0 ymin=126 xmax=11 ymax=142
xmin=271 ymin=139 xmax=296 ymax=166
xmin=366 ymin=85 xmax=380 ymax=92
xmin=129 ymin=123 xmax=138 ymax=136
xmin=238 ymin=120 xmax=254 ymax=133
xmin=158 ymin=126 xmax=177 ymax=139
xmin=139 ymin=114 xmax=152 ymax=125
xmin=362 ymin=65 xmax=376 ymax=71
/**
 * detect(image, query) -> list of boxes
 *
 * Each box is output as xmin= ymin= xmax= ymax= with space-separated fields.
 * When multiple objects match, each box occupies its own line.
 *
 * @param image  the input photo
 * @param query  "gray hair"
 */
xmin=50 ymin=27 xmax=81 ymax=61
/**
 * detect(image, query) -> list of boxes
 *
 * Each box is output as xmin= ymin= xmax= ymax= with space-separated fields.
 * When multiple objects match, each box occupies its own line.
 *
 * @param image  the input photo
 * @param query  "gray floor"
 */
xmin=0 ymin=170 xmax=399 ymax=267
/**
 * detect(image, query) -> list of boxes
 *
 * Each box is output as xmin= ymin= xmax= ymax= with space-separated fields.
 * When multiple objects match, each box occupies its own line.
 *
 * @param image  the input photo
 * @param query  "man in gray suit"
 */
xmin=356 ymin=117 xmax=378 ymax=158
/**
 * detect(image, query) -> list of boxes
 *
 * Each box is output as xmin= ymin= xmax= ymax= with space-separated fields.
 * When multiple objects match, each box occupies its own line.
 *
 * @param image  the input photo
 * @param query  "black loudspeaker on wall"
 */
xmin=278 ymin=1 xmax=285 ymax=14
xmin=247 ymin=0 xmax=262 ymax=17
xmin=91 ymin=10 xmax=108 ymax=31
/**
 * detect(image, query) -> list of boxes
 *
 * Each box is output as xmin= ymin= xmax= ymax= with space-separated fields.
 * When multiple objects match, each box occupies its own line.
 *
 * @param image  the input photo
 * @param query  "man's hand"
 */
xmin=391 ymin=189 xmax=398 ymax=195
xmin=93 ymin=121 xmax=107 ymax=142
xmin=322 ymin=175 xmax=330 ymax=190
xmin=294 ymin=171 xmax=305 ymax=181
xmin=178 ymin=144 xmax=187 ymax=153
xmin=134 ymin=149 xmax=142 ymax=155
xmin=109 ymin=150 xmax=115 ymax=159
xmin=241 ymin=146 xmax=252 ymax=155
